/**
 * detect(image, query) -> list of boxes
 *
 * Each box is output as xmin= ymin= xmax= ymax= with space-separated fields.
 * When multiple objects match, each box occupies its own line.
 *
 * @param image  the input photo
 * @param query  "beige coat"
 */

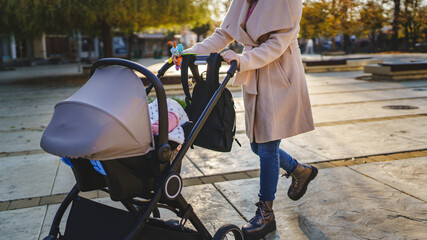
xmin=187 ymin=0 xmax=314 ymax=143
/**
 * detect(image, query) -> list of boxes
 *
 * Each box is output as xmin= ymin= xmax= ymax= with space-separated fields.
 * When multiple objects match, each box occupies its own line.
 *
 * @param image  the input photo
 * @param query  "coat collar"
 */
xmin=221 ymin=0 xmax=294 ymax=46
xmin=221 ymin=0 xmax=258 ymax=46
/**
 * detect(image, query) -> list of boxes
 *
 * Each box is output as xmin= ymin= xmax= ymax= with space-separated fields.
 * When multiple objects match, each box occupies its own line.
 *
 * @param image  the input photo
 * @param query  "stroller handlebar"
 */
xmin=156 ymin=54 xmax=238 ymax=77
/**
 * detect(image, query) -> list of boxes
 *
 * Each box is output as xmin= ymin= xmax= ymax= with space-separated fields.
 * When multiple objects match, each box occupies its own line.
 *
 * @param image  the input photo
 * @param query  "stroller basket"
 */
xmin=42 ymin=55 xmax=243 ymax=240
xmin=65 ymin=197 xmax=201 ymax=240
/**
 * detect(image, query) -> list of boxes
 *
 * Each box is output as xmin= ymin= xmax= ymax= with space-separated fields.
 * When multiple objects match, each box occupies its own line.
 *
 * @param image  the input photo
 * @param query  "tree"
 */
xmin=400 ymin=0 xmax=424 ymax=50
xmin=328 ymin=0 xmax=362 ymax=53
xmin=360 ymin=0 xmax=387 ymax=52
xmin=391 ymin=0 xmax=401 ymax=50
xmin=192 ymin=22 xmax=212 ymax=42
xmin=300 ymin=0 xmax=330 ymax=40
xmin=1 ymin=0 xmax=212 ymax=61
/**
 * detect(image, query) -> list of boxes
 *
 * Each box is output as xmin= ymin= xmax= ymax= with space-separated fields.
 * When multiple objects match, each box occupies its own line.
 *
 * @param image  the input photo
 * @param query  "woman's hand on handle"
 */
xmin=221 ymin=50 xmax=240 ymax=69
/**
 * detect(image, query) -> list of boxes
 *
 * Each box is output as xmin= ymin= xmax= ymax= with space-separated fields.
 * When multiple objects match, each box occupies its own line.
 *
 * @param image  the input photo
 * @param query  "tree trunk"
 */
xmin=403 ymin=0 xmax=410 ymax=51
xmin=127 ymin=33 xmax=134 ymax=59
xmin=404 ymin=26 xmax=410 ymax=51
xmin=391 ymin=0 xmax=401 ymax=51
xmin=370 ymin=32 xmax=376 ymax=53
xmin=0 ymin=41 xmax=4 ymax=68
xmin=343 ymin=34 xmax=351 ymax=54
xmin=101 ymin=21 xmax=113 ymax=57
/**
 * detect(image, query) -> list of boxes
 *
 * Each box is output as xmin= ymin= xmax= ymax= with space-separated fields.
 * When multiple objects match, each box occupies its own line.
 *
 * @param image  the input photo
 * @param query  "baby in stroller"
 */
xmin=40 ymin=56 xmax=242 ymax=240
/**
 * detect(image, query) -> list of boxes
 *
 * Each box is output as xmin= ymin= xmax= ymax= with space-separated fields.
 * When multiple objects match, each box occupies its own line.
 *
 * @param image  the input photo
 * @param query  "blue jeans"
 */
xmin=250 ymin=140 xmax=298 ymax=201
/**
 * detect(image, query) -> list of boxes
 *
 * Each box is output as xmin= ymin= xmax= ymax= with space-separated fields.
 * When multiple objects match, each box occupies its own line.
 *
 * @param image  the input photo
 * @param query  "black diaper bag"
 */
xmin=181 ymin=54 xmax=236 ymax=152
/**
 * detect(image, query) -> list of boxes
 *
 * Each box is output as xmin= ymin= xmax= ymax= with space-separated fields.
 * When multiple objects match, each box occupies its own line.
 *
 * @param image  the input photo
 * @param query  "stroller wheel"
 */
xmin=213 ymin=224 xmax=244 ymax=240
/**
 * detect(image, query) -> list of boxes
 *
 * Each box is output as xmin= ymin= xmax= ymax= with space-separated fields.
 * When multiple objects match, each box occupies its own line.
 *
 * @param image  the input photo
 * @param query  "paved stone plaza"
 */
xmin=0 ymin=54 xmax=426 ymax=239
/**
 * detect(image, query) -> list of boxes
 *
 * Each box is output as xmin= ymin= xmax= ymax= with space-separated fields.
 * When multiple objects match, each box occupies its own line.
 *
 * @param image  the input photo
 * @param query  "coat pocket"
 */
xmin=274 ymin=57 xmax=291 ymax=88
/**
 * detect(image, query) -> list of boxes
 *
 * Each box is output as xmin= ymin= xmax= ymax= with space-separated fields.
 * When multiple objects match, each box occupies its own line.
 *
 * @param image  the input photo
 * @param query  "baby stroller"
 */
xmin=40 ymin=54 xmax=243 ymax=240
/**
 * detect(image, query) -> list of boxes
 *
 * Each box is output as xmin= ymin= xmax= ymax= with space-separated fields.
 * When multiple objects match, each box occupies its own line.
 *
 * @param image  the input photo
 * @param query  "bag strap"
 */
xmin=205 ymin=53 xmax=222 ymax=96
xmin=181 ymin=55 xmax=202 ymax=104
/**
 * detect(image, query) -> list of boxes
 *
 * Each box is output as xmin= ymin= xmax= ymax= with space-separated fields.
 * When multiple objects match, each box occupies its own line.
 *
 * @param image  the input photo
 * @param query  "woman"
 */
xmin=175 ymin=0 xmax=317 ymax=238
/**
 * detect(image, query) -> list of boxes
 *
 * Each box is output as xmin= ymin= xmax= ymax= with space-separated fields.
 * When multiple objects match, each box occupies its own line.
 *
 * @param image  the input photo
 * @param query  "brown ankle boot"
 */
xmin=242 ymin=200 xmax=276 ymax=240
xmin=285 ymin=162 xmax=318 ymax=201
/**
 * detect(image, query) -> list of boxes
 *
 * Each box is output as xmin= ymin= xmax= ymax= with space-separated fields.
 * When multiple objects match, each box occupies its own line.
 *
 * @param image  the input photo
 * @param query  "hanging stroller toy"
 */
xmin=40 ymin=54 xmax=243 ymax=240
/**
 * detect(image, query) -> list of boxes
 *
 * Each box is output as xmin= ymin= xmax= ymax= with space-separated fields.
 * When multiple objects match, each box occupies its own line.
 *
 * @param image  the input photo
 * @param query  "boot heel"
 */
xmin=244 ymin=220 xmax=276 ymax=240
xmin=310 ymin=166 xmax=318 ymax=181
xmin=267 ymin=219 xmax=276 ymax=232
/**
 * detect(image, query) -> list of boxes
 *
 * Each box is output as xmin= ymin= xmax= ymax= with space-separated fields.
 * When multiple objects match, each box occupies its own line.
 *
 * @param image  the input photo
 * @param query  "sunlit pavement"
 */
xmin=0 ymin=54 xmax=426 ymax=239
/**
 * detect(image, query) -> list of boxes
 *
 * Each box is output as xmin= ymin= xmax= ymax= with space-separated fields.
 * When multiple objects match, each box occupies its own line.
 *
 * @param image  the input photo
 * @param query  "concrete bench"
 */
xmin=303 ymin=57 xmax=383 ymax=73
xmin=323 ymin=51 xmax=347 ymax=56
xmin=364 ymin=62 xmax=427 ymax=80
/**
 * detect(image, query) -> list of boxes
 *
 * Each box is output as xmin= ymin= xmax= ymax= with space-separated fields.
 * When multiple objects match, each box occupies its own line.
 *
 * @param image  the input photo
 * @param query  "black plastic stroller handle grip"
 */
xmin=145 ymin=61 xmax=175 ymax=95
xmin=157 ymin=61 xmax=175 ymax=77
xmin=227 ymin=60 xmax=238 ymax=77
xmin=90 ymin=58 xmax=169 ymax=149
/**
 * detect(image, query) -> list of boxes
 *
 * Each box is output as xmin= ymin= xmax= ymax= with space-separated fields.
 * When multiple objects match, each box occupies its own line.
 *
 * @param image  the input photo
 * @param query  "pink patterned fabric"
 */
xmin=151 ymin=111 xmax=179 ymax=135
xmin=245 ymin=0 xmax=259 ymax=23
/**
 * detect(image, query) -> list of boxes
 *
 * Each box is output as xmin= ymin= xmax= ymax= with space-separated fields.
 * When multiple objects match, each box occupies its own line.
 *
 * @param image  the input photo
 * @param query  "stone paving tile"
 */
xmin=183 ymin=177 xmax=203 ymax=187
xmin=350 ymin=157 xmax=427 ymax=201
xmin=0 ymin=104 xmax=54 ymax=117
xmin=307 ymin=78 xmax=362 ymax=87
xmin=330 ymin=157 xmax=375 ymax=167
xmin=279 ymin=140 xmax=329 ymax=163
xmin=311 ymin=88 xmax=427 ymax=106
xmin=187 ymin=134 xmax=328 ymax=177
xmin=200 ymin=175 xmax=227 ymax=184
xmin=180 ymin=184 xmax=246 ymax=233
xmin=216 ymin=166 xmax=427 ymax=240
xmin=185 ymin=134 xmax=258 ymax=176
xmin=0 ymin=87 xmax=77 ymax=101
xmin=78 ymin=191 xmax=98 ymax=199
xmin=39 ymin=194 xmax=66 ymax=206
xmin=0 ymin=202 xmax=10 ymax=211
xmin=367 ymin=155 xmax=392 ymax=162
xmin=354 ymin=116 xmax=427 ymax=144
xmin=0 ymin=92 xmax=70 ymax=105
xmin=312 ymin=98 xmax=427 ymax=124
xmin=310 ymin=161 xmax=336 ymax=169
xmin=245 ymin=169 xmax=260 ymax=178
xmin=39 ymin=204 xmax=69 ymax=240
xmin=180 ymin=156 xmax=203 ymax=178
xmin=0 ymin=154 xmax=59 ymax=202
xmin=0 ymin=114 xmax=52 ymax=131
xmin=0 ymin=130 xmax=43 ymax=153
xmin=223 ymin=172 xmax=251 ymax=181
xmin=387 ymin=152 xmax=415 ymax=160
xmin=51 ymin=160 xmax=75 ymax=195
xmin=8 ymin=198 xmax=40 ymax=210
xmin=232 ymin=97 xmax=245 ymax=112
xmin=408 ymin=151 xmax=427 ymax=158
xmin=307 ymin=80 xmax=427 ymax=94
xmin=287 ymin=122 xmax=426 ymax=160
xmin=236 ymin=112 xmax=246 ymax=134
xmin=0 ymin=206 xmax=46 ymax=240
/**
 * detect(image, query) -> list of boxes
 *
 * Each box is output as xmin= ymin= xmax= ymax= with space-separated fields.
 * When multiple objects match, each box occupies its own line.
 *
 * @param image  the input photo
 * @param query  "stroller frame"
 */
xmin=44 ymin=54 xmax=242 ymax=240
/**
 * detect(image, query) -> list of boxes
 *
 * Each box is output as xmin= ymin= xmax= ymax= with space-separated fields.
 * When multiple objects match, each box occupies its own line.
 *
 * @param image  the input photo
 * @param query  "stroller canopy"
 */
xmin=41 ymin=66 xmax=154 ymax=160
